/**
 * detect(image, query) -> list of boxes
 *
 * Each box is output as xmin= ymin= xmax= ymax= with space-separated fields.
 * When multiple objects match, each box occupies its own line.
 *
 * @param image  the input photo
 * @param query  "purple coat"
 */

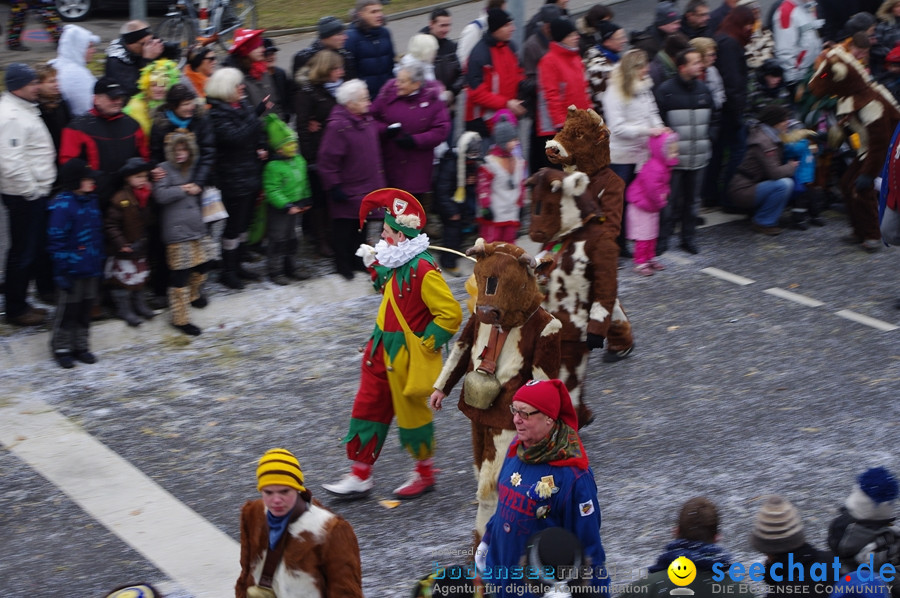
xmin=371 ymin=79 xmax=450 ymax=193
xmin=317 ymin=103 xmax=386 ymax=220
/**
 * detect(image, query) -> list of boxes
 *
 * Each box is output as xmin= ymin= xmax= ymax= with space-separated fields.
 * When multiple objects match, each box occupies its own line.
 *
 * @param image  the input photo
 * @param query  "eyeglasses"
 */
xmin=204 ymin=56 xmax=217 ymax=62
xmin=509 ymin=405 xmax=541 ymax=420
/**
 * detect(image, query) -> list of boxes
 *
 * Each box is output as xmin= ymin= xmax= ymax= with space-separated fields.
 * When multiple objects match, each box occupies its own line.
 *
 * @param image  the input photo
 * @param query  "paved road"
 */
xmin=2 ymin=204 xmax=899 ymax=597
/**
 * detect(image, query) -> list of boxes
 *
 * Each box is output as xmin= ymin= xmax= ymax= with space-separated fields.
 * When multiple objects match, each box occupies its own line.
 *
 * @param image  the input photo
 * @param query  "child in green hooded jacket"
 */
xmin=263 ymin=113 xmax=312 ymax=284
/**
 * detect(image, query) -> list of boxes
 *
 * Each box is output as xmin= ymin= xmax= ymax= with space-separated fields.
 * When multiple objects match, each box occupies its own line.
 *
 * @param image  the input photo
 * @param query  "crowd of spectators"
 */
xmin=4 ymin=0 xmax=900 ymax=353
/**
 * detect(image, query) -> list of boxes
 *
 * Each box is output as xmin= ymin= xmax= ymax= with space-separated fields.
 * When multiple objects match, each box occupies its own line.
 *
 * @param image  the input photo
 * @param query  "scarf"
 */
xmin=165 ymin=109 xmax=192 ymax=129
xmin=373 ymin=233 xmax=430 ymax=269
xmin=133 ymin=184 xmax=152 ymax=209
xmin=648 ymin=539 xmax=733 ymax=573
xmin=184 ymin=67 xmax=208 ymax=99
xmin=266 ymin=509 xmax=291 ymax=550
xmin=514 ymin=421 xmax=588 ymax=470
xmin=249 ymin=61 xmax=268 ymax=81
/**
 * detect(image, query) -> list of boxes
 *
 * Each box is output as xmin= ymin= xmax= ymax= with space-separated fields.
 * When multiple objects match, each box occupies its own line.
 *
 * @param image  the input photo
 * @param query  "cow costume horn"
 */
xmin=359 ymin=188 xmax=427 ymax=238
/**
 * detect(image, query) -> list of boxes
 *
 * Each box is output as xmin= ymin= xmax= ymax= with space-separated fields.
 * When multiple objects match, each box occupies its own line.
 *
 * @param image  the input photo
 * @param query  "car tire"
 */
xmin=56 ymin=0 xmax=93 ymax=22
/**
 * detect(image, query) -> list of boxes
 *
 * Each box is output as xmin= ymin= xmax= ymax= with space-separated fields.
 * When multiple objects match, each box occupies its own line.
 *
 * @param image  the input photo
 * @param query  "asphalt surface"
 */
xmin=5 ymin=0 xmax=900 ymax=597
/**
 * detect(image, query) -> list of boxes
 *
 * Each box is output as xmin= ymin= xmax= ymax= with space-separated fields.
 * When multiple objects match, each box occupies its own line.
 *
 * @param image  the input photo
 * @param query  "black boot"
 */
xmin=790 ymin=209 xmax=809 ymax=231
xmin=808 ymin=188 xmax=826 ymax=226
xmin=236 ymin=245 xmax=261 ymax=281
xmin=111 ymin=289 xmax=142 ymax=326
xmin=132 ymin=291 xmax=156 ymax=319
xmin=220 ymin=249 xmax=245 ymax=290
xmin=284 ymin=255 xmax=310 ymax=281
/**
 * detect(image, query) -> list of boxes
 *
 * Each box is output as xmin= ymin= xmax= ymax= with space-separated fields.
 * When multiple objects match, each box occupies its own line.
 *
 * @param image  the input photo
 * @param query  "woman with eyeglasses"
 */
xmin=182 ymin=45 xmax=217 ymax=102
xmin=476 ymin=379 xmax=608 ymax=598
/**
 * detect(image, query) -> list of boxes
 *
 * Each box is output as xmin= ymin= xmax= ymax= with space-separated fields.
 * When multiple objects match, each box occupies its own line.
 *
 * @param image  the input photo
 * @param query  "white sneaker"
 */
xmin=322 ymin=473 xmax=373 ymax=498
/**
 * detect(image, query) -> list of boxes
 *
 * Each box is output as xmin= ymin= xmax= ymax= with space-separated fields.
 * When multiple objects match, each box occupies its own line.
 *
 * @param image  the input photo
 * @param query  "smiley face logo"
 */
xmin=667 ymin=556 xmax=697 ymax=587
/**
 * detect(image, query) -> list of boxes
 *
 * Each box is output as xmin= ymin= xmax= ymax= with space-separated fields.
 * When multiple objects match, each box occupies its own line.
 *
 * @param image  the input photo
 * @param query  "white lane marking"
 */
xmin=701 ymin=267 xmax=756 ymax=286
xmin=835 ymin=310 xmax=899 ymax=332
xmin=763 ymin=288 xmax=825 ymax=307
xmin=0 ymin=395 xmax=239 ymax=598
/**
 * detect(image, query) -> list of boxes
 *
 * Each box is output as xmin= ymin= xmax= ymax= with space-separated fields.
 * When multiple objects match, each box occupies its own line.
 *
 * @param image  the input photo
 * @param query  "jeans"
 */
xmin=3 ymin=193 xmax=47 ymax=318
xmin=754 ymin=179 xmax=794 ymax=227
xmin=610 ymin=164 xmax=636 ymax=251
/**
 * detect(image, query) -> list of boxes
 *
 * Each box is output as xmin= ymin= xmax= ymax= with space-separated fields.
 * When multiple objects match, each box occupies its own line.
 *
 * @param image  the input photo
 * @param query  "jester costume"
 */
xmin=324 ymin=189 xmax=462 ymax=500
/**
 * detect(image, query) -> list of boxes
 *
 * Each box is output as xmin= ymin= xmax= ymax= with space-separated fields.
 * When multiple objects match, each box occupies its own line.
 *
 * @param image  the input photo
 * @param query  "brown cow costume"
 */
xmin=808 ymin=45 xmax=900 ymax=248
xmin=431 ymin=239 xmax=561 ymax=538
xmin=532 ymin=106 xmax=634 ymax=426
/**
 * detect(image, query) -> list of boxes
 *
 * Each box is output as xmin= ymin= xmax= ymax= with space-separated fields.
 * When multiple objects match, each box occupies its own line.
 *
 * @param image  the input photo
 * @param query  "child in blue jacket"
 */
xmin=47 ymin=158 xmax=105 ymax=369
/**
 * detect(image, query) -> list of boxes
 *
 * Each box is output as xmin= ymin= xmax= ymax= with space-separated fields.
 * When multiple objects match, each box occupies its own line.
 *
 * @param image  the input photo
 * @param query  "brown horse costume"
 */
xmin=531 ymin=107 xmax=634 ymax=426
xmin=808 ymin=45 xmax=900 ymax=243
xmin=433 ymin=240 xmax=561 ymax=537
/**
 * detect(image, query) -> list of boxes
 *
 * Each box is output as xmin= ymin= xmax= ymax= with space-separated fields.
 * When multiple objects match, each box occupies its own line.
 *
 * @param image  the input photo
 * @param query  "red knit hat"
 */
xmin=359 ymin=188 xmax=427 ymax=237
xmin=229 ymin=29 xmax=264 ymax=56
xmin=512 ymin=379 xmax=579 ymax=430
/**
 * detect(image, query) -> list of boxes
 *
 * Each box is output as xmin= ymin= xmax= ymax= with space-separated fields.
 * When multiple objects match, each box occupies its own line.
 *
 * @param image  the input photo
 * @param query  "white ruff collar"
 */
xmin=374 ymin=233 xmax=431 ymax=269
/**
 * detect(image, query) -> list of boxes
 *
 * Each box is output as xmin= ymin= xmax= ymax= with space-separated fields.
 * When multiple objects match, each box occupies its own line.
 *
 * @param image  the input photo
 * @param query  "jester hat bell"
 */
xmin=359 ymin=188 xmax=426 ymax=238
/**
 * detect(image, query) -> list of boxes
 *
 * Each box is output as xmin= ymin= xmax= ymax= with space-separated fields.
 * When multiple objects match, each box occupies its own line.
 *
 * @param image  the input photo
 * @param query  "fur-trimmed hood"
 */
xmin=163 ymin=128 xmax=198 ymax=171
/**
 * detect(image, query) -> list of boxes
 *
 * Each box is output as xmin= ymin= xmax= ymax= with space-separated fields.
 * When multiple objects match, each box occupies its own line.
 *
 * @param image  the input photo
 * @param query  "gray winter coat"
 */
xmin=153 ymin=131 xmax=205 ymax=245
xmin=654 ymin=75 xmax=715 ymax=170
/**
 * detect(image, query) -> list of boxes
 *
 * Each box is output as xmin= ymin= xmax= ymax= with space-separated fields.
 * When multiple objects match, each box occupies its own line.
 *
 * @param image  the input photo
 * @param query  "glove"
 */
xmin=54 ymin=275 xmax=72 ymax=291
xmin=355 ymin=244 xmax=377 ymax=268
xmin=386 ymin=123 xmax=403 ymax=138
xmin=586 ymin=333 xmax=605 ymax=351
xmin=395 ymin=134 xmax=416 ymax=150
xmin=330 ymin=186 xmax=349 ymax=203
xmin=475 ymin=541 xmax=488 ymax=575
xmin=855 ymin=174 xmax=874 ymax=192
xmin=480 ymin=207 xmax=494 ymax=221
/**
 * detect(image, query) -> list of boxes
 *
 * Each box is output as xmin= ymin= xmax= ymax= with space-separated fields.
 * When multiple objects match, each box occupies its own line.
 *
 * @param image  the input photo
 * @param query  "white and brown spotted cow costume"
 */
xmin=433 ymin=240 xmax=561 ymax=539
xmin=532 ymin=107 xmax=634 ymax=426
xmin=236 ymin=496 xmax=363 ymax=598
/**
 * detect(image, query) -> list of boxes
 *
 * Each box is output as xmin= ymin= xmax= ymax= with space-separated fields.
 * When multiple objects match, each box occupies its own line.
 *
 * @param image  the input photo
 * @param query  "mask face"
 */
xmin=279 ymin=140 xmax=299 ymax=158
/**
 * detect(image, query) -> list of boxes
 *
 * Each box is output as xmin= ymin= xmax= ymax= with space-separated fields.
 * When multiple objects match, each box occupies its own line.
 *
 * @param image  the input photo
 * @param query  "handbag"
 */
xmin=201 ymin=186 xmax=228 ymax=223
xmin=385 ymin=284 xmax=444 ymax=400
xmin=463 ymin=326 xmax=509 ymax=409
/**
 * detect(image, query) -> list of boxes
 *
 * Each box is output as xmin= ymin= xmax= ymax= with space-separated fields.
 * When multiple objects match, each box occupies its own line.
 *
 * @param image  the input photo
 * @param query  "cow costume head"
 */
xmin=544 ymin=106 xmax=611 ymax=176
xmin=808 ymin=45 xmax=900 ymax=111
xmin=527 ymin=168 xmax=593 ymax=245
xmin=465 ymin=239 xmax=544 ymax=330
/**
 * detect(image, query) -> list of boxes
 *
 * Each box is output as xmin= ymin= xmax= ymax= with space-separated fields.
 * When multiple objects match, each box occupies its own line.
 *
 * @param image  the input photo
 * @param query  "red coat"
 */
xmin=536 ymin=43 xmax=591 ymax=136
xmin=464 ymin=35 xmax=524 ymax=123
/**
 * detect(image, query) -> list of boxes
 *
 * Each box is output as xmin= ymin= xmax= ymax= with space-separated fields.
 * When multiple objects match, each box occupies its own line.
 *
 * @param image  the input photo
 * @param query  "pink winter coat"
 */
xmin=625 ymin=131 xmax=679 ymax=241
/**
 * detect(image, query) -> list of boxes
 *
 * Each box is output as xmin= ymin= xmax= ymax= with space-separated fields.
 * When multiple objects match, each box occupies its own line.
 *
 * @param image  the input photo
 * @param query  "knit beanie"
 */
xmin=493 ymin=116 xmax=519 ymax=146
xmin=550 ymin=17 xmax=577 ymax=43
xmin=59 ymin=158 xmax=102 ymax=191
xmin=846 ymin=12 xmax=876 ymax=36
xmin=536 ymin=4 xmax=562 ymax=27
xmin=256 ymin=448 xmax=306 ymax=492
xmin=846 ymin=467 xmax=899 ymax=521
xmin=599 ymin=21 xmax=623 ymax=42
xmin=488 ymin=9 xmax=513 ymax=33
xmin=5 ymin=63 xmax=37 ymax=93
xmin=750 ymin=495 xmax=806 ymax=554
xmin=512 ymin=379 xmax=579 ymax=431
xmin=318 ymin=15 xmax=345 ymax=39
xmin=655 ymin=2 xmax=681 ymax=26
xmin=264 ymin=113 xmax=297 ymax=150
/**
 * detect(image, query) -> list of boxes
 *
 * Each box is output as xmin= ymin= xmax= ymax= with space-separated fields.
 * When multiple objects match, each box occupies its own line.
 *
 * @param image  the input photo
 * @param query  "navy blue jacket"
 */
xmin=345 ymin=24 xmax=395 ymax=99
xmin=47 ymin=190 xmax=105 ymax=280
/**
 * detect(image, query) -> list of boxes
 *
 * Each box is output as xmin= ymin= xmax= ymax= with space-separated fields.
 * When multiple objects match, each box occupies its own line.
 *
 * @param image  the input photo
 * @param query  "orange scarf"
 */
xmin=184 ymin=67 xmax=208 ymax=99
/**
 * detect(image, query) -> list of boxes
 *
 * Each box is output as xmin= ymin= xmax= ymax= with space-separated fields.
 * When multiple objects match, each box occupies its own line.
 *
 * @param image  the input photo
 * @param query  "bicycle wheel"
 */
xmin=158 ymin=16 xmax=199 ymax=68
